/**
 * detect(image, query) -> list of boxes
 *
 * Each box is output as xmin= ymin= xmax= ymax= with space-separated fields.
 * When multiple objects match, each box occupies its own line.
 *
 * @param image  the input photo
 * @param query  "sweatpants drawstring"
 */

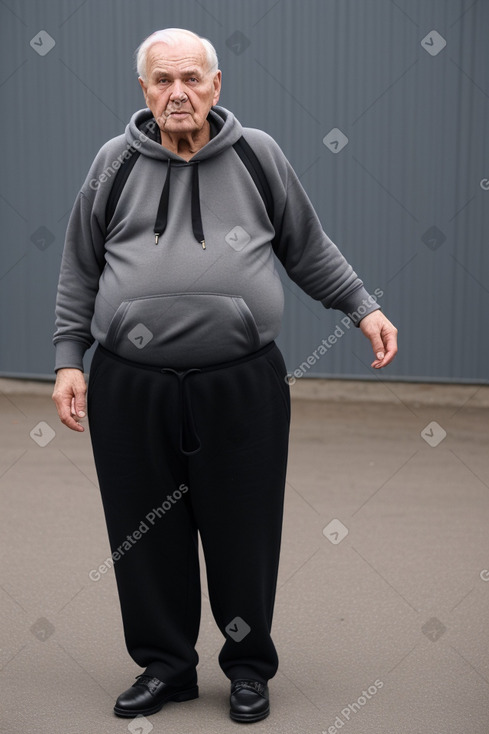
xmin=160 ymin=367 xmax=202 ymax=454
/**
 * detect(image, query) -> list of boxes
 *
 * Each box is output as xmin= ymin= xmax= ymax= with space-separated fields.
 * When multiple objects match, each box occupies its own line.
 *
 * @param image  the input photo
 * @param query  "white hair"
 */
xmin=136 ymin=28 xmax=219 ymax=81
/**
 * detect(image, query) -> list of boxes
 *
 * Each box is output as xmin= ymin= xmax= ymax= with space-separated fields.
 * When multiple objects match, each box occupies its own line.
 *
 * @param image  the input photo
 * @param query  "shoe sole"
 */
xmin=113 ymin=684 xmax=199 ymax=718
xmin=229 ymin=706 xmax=270 ymax=723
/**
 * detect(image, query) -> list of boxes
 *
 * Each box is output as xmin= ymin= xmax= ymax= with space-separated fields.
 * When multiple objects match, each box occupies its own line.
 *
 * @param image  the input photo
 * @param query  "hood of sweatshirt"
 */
xmin=124 ymin=106 xmax=244 ymax=250
xmin=125 ymin=105 xmax=244 ymax=161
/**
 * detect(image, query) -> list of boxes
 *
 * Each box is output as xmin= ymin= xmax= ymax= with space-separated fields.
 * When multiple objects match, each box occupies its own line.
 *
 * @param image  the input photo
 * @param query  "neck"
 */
xmin=160 ymin=121 xmax=210 ymax=161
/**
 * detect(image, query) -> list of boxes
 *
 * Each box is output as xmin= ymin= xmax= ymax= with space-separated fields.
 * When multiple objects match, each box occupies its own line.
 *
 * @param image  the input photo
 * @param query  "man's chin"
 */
xmin=163 ymin=122 xmax=195 ymax=134
xmin=159 ymin=114 xmax=195 ymax=129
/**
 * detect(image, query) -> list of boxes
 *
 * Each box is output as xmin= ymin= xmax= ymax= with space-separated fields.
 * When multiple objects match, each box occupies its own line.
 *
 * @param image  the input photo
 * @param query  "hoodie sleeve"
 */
xmin=52 ymin=188 xmax=106 ymax=372
xmin=53 ymin=134 xmax=129 ymax=372
xmin=244 ymin=130 xmax=381 ymax=326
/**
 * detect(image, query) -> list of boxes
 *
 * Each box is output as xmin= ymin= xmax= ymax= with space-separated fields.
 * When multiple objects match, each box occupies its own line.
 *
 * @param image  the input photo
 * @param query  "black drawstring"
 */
xmin=191 ymin=163 xmax=206 ymax=250
xmin=154 ymin=160 xmax=171 ymax=245
xmin=160 ymin=367 xmax=202 ymax=454
xmin=154 ymin=159 xmax=206 ymax=250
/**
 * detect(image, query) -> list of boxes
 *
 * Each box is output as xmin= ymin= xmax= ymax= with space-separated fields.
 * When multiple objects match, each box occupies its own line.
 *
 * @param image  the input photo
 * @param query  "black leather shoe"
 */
xmin=229 ymin=679 xmax=270 ymax=723
xmin=114 ymin=674 xmax=198 ymax=717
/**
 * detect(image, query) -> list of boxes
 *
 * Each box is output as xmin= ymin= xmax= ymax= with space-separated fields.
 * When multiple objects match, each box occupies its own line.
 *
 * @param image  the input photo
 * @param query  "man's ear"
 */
xmin=212 ymin=70 xmax=222 ymax=106
xmin=138 ymin=76 xmax=149 ymax=106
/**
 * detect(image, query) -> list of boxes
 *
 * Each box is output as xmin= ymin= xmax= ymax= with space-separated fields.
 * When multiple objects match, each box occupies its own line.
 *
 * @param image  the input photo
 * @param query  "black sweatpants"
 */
xmin=87 ymin=341 xmax=291 ymax=686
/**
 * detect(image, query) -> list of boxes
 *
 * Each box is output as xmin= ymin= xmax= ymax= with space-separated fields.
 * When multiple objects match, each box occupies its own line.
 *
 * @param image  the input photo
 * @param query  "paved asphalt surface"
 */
xmin=1 ymin=378 xmax=488 ymax=734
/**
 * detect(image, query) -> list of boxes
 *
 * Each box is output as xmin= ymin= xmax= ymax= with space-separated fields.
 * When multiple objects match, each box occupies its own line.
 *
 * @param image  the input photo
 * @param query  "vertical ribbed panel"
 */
xmin=0 ymin=0 xmax=487 ymax=381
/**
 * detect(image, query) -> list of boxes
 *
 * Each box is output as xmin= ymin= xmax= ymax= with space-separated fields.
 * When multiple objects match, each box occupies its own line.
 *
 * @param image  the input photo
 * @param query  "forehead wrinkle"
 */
xmin=146 ymin=45 xmax=208 ymax=73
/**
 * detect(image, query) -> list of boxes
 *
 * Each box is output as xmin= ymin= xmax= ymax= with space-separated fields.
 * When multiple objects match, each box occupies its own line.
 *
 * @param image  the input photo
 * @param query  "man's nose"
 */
xmin=170 ymin=80 xmax=186 ymax=99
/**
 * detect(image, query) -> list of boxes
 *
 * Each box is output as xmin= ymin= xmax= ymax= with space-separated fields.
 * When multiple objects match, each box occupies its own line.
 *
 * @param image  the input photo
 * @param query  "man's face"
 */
xmin=138 ymin=39 xmax=221 ymax=136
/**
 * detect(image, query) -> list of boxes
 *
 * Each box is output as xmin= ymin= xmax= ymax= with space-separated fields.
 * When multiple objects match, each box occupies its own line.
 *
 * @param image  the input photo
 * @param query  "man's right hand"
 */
xmin=52 ymin=368 xmax=87 ymax=432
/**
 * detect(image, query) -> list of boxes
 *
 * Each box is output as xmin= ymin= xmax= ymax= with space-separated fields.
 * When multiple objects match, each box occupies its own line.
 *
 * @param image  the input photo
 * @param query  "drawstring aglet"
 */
xmin=155 ymin=233 xmax=160 ymax=245
xmin=201 ymin=240 xmax=206 ymax=250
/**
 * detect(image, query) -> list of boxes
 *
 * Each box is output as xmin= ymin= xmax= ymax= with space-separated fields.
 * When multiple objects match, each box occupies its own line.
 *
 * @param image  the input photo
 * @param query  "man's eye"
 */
xmin=158 ymin=79 xmax=169 ymax=84
xmin=188 ymin=77 xmax=198 ymax=83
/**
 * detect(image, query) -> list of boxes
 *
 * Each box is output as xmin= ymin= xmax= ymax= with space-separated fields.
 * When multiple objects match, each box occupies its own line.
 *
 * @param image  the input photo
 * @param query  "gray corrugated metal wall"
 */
xmin=0 ymin=0 xmax=487 ymax=382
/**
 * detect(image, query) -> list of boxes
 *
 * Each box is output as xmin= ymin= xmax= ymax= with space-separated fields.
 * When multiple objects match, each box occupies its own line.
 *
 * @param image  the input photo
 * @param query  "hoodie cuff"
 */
xmin=334 ymin=286 xmax=381 ymax=327
xmin=54 ymin=339 xmax=87 ymax=372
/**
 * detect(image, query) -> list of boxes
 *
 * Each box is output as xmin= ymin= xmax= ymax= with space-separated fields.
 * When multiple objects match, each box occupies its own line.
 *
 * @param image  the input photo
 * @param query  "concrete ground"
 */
xmin=1 ymin=377 xmax=489 ymax=734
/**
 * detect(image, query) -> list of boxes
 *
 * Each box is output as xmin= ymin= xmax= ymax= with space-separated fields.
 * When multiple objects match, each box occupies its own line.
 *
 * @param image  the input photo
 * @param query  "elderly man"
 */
xmin=52 ymin=28 xmax=397 ymax=724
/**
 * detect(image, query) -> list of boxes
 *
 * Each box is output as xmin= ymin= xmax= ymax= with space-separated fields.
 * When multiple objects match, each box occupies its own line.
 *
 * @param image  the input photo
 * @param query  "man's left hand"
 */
xmin=359 ymin=310 xmax=398 ymax=369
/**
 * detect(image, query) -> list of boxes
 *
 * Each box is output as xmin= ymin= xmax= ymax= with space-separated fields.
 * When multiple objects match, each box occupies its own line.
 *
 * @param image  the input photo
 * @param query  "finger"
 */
xmin=70 ymin=395 xmax=86 ymax=420
xmin=368 ymin=334 xmax=387 ymax=364
xmin=65 ymin=416 xmax=85 ymax=432
xmin=55 ymin=395 xmax=85 ymax=432
xmin=74 ymin=388 xmax=86 ymax=418
xmin=371 ymin=330 xmax=398 ymax=368
xmin=62 ymin=409 xmax=85 ymax=431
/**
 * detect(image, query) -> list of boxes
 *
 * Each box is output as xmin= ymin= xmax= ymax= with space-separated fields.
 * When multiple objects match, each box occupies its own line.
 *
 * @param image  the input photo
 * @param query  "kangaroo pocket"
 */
xmin=103 ymin=292 xmax=262 ymax=367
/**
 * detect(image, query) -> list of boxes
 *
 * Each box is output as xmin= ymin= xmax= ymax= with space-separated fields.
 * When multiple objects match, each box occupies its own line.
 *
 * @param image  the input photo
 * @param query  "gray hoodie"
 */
xmin=53 ymin=105 xmax=380 ymax=371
